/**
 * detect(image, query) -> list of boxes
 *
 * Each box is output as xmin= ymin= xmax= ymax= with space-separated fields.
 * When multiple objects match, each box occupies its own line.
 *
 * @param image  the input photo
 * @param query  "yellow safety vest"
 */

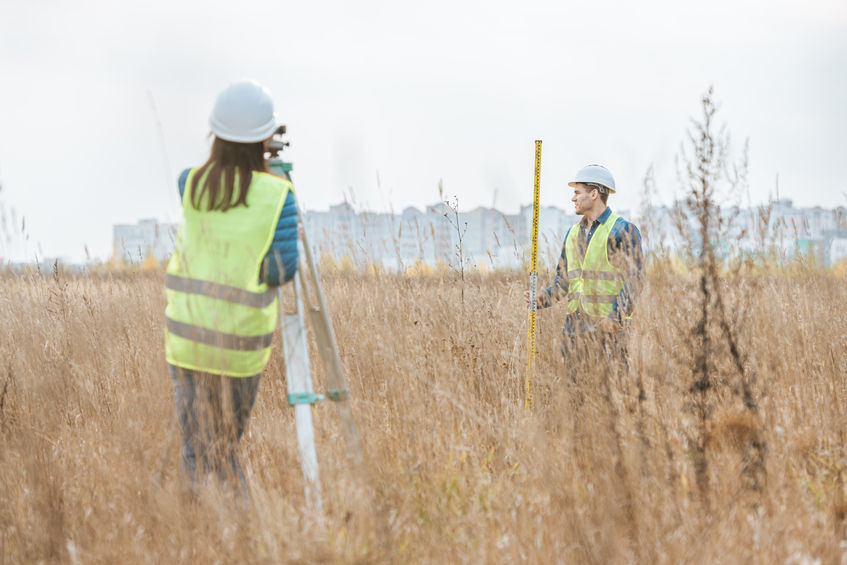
xmin=164 ymin=167 xmax=292 ymax=377
xmin=564 ymin=212 xmax=627 ymax=320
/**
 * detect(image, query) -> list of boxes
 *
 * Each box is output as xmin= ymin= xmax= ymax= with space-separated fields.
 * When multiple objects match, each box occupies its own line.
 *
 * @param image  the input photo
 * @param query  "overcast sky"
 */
xmin=1 ymin=0 xmax=845 ymax=262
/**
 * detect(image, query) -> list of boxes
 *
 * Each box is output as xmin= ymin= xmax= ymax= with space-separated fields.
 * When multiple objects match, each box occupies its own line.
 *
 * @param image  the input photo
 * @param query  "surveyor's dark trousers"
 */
xmin=169 ymin=364 xmax=261 ymax=506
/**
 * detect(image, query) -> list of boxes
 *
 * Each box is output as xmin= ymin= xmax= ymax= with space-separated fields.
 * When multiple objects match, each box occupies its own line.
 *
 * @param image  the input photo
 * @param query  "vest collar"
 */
xmin=581 ymin=206 xmax=613 ymax=228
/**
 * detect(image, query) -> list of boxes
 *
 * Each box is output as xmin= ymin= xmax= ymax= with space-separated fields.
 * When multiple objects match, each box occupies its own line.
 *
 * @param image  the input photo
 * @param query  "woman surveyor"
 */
xmin=164 ymin=80 xmax=298 ymax=504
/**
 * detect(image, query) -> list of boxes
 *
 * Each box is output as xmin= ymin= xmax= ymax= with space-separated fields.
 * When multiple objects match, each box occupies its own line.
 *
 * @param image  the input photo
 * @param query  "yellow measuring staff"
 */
xmin=525 ymin=140 xmax=541 ymax=410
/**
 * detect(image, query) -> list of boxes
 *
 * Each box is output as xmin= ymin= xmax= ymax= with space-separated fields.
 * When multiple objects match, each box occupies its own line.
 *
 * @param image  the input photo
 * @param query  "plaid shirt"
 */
xmin=539 ymin=207 xmax=644 ymax=334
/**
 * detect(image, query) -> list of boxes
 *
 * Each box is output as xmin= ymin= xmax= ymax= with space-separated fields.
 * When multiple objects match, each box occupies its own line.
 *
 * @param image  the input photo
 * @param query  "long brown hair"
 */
xmin=189 ymin=137 xmax=267 ymax=212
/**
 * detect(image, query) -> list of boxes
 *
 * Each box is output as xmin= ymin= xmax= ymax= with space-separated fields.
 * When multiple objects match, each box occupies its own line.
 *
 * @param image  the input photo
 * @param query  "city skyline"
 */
xmin=100 ymin=196 xmax=847 ymax=273
xmin=5 ymin=190 xmax=846 ymax=268
xmin=4 ymin=130 xmax=846 ymax=264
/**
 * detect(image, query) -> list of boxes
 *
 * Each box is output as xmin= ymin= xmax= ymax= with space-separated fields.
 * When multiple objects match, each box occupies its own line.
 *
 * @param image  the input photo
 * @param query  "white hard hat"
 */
xmin=568 ymin=164 xmax=616 ymax=194
xmin=209 ymin=80 xmax=278 ymax=143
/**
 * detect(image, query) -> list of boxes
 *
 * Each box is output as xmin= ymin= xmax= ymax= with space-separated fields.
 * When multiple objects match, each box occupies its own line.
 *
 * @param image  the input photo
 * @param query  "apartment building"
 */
xmin=112 ymin=219 xmax=177 ymax=265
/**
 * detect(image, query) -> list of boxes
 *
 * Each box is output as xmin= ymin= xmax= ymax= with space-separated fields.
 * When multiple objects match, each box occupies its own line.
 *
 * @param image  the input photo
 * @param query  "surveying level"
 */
xmin=269 ymin=139 xmax=366 ymax=517
xmin=267 ymin=125 xmax=293 ymax=180
xmin=525 ymin=140 xmax=541 ymax=411
xmin=267 ymin=124 xmax=290 ymax=156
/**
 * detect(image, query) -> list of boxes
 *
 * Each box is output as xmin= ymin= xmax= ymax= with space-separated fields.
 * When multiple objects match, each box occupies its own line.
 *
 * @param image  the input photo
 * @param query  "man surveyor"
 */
xmin=525 ymin=163 xmax=643 ymax=365
xmin=527 ymin=163 xmax=644 ymax=473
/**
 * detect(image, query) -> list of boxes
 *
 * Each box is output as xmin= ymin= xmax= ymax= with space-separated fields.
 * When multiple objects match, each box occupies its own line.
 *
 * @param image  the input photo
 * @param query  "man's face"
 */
xmin=571 ymin=183 xmax=596 ymax=216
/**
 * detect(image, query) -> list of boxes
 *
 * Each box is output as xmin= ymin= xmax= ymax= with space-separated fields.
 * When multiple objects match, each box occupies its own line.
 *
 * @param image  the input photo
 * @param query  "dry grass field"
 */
xmin=1 ymin=262 xmax=846 ymax=564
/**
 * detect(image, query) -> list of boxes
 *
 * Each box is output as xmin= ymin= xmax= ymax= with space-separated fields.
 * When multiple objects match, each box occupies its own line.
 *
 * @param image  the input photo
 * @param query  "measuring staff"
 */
xmin=525 ymin=141 xmax=542 ymax=409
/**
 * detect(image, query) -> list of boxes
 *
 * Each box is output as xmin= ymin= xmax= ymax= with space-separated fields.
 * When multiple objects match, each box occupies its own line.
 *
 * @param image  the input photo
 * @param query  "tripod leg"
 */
xmin=280 ymin=276 xmax=323 ymax=516
xmin=298 ymin=218 xmax=366 ymax=473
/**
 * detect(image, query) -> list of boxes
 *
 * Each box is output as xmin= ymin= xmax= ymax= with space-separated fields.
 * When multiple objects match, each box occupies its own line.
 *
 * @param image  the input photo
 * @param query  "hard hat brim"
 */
xmin=210 ymin=117 xmax=278 ymax=144
xmin=568 ymin=181 xmax=616 ymax=194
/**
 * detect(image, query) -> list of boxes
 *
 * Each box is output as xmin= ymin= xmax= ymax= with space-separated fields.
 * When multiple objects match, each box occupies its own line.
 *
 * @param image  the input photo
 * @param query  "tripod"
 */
xmin=269 ymin=127 xmax=365 ymax=515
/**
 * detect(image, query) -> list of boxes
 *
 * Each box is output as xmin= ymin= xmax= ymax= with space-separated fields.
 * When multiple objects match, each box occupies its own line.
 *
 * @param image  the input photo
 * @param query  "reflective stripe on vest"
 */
xmin=566 ymin=270 xmax=623 ymax=281
xmin=164 ymin=167 xmax=291 ymax=377
xmin=564 ymin=213 xmax=627 ymax=319
xmin=165 ymin=273 xmax=277 ymax=308
xmin=166 ymin=317 xmax=274 ymax=351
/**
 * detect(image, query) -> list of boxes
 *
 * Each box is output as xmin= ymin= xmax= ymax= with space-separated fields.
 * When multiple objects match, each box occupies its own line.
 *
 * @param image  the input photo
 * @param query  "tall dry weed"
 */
xmin=666 ymin=87 xmax=768 ymax=510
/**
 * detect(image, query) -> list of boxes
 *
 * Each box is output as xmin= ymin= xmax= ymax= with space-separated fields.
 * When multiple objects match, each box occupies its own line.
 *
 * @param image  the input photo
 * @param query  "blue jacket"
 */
xmin=178 ymin=168 xmax=299 ymax=286
xmin=540 ymin=207 xmax=643 ymax=333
